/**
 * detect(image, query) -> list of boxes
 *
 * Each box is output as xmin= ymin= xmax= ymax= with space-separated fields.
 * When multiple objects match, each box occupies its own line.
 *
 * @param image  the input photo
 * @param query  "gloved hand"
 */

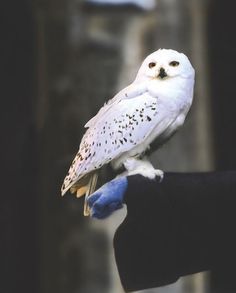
xmin=87 ymin=176 xmax=128 ymax=219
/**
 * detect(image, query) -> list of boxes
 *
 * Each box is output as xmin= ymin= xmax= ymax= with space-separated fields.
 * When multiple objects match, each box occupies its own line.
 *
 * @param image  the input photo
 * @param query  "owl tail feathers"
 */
xmin=68 ymin=172 xmax=97 ymax=197
xmin=62 ymin=172 xmax=98 ymax=216
xmin=69 ymin=172 xmax=98 ymax=216
xmin=83 ymin=172 xmax=98 ymax=216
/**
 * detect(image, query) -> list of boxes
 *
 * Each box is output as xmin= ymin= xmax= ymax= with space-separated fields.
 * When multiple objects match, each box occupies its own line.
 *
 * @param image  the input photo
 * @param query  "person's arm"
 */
xmin=114 ymin=171 xmax=236 ymax=292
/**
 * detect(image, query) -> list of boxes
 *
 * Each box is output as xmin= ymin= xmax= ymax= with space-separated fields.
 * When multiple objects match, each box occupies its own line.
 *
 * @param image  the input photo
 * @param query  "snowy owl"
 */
xmin=61 ymin=49 xmax=195 ymax=215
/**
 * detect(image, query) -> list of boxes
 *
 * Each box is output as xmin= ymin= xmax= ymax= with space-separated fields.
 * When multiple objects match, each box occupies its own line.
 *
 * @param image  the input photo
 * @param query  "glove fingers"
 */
xmin=91 ymin=200 xmax=123 ymax=219
xmin=108 ymin=201 xmax=123 ymax=212
xmin=87 ymin=192 xmax=102 ymax=208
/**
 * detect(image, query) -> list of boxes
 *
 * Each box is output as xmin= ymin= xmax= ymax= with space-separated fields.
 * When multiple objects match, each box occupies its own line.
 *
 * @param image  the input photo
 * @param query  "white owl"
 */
xmin=61 ymin=49 xmax=195 ymax=215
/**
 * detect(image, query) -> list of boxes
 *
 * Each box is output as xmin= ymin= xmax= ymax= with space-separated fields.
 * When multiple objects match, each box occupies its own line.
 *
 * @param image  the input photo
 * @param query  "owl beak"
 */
xmin=158 ymin=67 xmax=168 ymax=79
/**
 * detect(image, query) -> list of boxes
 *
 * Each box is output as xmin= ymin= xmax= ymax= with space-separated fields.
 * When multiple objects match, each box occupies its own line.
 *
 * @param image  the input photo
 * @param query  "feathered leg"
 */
xmin=123 ymin=157 xmax=164 ymax=180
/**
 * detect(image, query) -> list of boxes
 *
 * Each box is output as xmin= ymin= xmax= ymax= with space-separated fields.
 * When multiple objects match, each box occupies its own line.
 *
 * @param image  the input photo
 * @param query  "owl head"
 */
xmin=134 ymin=49 xmax=195 ymax=83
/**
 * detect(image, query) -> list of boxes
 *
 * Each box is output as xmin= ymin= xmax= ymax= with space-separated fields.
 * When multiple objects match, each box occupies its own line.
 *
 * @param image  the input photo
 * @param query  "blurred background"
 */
xmin=1 ymin=0 xmax=236 ymax=292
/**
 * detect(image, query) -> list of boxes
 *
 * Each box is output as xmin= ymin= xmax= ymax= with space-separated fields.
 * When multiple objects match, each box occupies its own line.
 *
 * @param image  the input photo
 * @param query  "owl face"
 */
xmin=135 ymin=49 xmax=195 ymax=82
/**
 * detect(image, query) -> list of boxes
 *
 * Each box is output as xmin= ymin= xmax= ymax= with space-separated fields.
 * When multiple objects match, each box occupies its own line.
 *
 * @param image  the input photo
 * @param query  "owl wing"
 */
xmin=84 ymin=82 xmax=147 ymax=128
xmin=61 ymin=91 xmax=175 ymax=195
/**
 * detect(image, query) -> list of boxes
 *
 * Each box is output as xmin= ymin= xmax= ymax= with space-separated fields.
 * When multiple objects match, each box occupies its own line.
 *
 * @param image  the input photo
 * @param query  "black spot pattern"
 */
xmin=61 ymin=97 xmax=159 ymax=194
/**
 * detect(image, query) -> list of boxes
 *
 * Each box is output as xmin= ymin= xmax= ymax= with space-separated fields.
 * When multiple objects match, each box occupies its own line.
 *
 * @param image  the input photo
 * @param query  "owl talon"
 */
xmin=154 ymin=169 xmax=164 ymax=181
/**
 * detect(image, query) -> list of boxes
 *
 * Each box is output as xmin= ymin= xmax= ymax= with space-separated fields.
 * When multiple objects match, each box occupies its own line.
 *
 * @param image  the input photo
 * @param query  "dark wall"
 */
xmin=208 ymin=1 xmax=236 ymax=170
xmin=207 ymin=1 xmax=236 ymax=292
xmin=0 ymin=1 xmax=39 ymax=293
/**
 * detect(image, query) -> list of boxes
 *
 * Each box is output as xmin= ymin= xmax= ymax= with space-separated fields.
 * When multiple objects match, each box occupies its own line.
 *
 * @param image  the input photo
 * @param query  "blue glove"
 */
xmin=87 ymin=176 xmax=128 ymax=219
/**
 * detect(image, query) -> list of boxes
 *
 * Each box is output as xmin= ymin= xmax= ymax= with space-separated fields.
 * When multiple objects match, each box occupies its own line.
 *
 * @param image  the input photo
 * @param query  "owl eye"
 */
xmin=148 ymin=62 xmax=156 ymax=69
xmin=169 ymin=61 xmax=180 ymax=67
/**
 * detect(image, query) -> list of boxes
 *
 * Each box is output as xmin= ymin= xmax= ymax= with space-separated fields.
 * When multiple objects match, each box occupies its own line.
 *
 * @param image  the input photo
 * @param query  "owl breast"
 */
xmin=111 ymin=112 xmax=185 ymax=170
xmin=148 ymin=113 xmax=186 ymax=153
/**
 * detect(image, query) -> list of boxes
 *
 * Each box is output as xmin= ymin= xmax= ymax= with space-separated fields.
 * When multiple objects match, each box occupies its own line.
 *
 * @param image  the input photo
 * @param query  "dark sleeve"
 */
xmin=113 ymin=171 xmax=236 ymax=292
